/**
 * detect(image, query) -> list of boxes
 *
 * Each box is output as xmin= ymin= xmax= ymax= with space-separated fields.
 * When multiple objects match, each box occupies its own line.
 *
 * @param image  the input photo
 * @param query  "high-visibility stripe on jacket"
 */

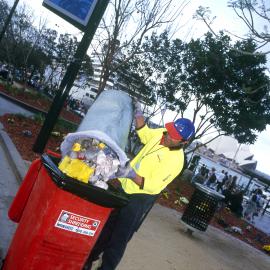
xmin=118 ymin=125 xmax=185 ymax=195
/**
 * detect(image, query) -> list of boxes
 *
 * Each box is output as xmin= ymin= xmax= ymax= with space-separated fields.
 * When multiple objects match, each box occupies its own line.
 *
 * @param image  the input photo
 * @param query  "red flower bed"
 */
xmin=0 ymin=114 xmax=64 ymax=161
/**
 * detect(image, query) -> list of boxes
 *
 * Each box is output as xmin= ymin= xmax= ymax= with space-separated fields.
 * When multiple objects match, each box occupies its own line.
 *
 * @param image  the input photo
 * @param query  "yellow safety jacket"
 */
xmin=118 ymin=125 xmax=185 ymax=195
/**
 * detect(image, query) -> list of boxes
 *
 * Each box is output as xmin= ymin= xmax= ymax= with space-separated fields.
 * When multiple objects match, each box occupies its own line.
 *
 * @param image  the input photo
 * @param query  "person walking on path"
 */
xmin=83 ymin=102 xmax=195 ymax=270
xmin=224 ymin=174 xmax=233 ymax=189
xmin=252 ymin=189 xmax=265 ymax=220
xmin=228 ymin=175 xmax=237 ymax=191
xmin=216 ymin=170 xmax=225 ymax=192
xmin=244 ymin=193 xmax=258 ymax=223
xmin=206 ymin=167 xmax=217 ymax=188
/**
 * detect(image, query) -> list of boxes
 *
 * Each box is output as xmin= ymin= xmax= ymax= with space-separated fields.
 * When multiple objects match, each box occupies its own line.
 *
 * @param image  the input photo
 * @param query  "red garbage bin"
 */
xmin=3 ymin=154 xmax=128 ymax=270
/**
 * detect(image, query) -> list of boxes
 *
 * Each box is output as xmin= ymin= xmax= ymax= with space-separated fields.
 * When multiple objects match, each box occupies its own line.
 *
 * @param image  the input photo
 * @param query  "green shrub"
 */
xmin=33 ymin=113 xmax=45 ymax=124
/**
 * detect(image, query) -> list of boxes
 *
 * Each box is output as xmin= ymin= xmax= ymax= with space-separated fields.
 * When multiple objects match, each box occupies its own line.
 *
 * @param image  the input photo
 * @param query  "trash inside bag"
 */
xmin=77 ymin=90 xmax=133 ymax=151
xmin=59 ymin=90 xmax=133 ymax=190
xmin=58 ymin=138 xmax=120 ymax=189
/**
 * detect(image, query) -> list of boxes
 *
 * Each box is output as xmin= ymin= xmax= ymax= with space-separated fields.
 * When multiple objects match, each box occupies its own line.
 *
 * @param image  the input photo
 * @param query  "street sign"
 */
xmin=43 ymin=0 xmax=98 ymax=31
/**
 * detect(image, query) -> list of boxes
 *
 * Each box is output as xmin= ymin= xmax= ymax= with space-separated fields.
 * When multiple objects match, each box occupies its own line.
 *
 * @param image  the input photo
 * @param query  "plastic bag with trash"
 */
xmin=58 ymin=90 xmax=133 ymax=190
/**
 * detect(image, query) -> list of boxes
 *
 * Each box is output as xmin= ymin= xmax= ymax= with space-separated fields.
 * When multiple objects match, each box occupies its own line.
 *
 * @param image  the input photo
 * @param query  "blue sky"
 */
xmin=6 ymin=0 xmax=270 ymax=175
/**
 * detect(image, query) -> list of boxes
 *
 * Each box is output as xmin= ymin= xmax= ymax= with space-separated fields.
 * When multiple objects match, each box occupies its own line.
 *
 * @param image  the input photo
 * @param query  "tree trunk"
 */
xmin=0 ymin=0 xmax=20 ymax=43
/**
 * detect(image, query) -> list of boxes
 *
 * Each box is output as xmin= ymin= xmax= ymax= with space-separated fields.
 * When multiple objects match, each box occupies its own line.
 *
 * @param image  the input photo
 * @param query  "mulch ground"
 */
xmin=0 ymin=85 xmax=269 ymax=255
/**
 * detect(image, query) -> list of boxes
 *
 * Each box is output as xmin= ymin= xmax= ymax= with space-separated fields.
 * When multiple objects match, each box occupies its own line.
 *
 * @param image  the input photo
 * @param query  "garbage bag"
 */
xmin=61 ymin=90 xmax=133 ymax=167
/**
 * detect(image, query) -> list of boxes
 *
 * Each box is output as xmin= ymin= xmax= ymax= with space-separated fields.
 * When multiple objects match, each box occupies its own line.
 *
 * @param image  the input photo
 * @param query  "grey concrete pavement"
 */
xmin=0 ymin=124 xmax=22 ymax=259
xmin=0 ymin=95 xmax=31 ymax=260
xmin=118 ymin=204 xmax=270 ymax=270
xmin=0 ymin=96 xmax=33 ymax=117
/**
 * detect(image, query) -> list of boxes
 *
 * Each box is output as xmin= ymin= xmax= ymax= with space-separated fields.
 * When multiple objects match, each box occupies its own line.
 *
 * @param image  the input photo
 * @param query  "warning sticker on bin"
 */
xmin=55 ymin=210 xmax=100 ymax=237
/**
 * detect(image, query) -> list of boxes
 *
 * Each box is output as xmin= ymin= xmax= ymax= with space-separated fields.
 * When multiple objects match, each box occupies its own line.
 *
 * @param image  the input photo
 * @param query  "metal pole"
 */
xmin=33 ymin=0 xmax=110 ymax=153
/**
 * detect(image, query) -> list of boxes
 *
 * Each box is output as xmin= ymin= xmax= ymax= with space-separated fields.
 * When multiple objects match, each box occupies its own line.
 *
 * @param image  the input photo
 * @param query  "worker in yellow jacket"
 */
xmin=84 ymin=103 xmax=195 ymax=270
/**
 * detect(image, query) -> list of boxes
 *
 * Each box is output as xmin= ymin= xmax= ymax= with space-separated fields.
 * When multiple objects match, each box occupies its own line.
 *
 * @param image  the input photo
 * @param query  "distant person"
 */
xmin=200 ymin=164 xmax=207 ymax=175
xmin=221 ymin=171 xmax=229 ymax=187
xmin=228 ymin=175 xmax=237 ymax=191
xmin=216 ymin=170 xmax=225 ymax=192
xmin=189 ymin=155 xmax=200 ymax=171
xmin=244 ymin=194 xmax=258 ymax=223
xmin=228 ymin=190 xmax=244 ymax=217
xmin=252 ymin=189 xmax=264 ymax=219
xmin=224 ymin=174 xmax=233 ymax=189
xmin=191 ymin=170 xmax=207 ymax=185
xmin=222 ymin=185 xmax=234 ymax=205
xmin=206 ymin=167 xmax=216 ymax=188
xmin=204 ymin=168 xmax=209 ymax=181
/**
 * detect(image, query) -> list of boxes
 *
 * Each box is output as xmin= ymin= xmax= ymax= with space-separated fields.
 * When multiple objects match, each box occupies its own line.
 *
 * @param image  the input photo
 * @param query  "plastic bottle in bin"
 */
xmin=58 ymin=142 xmax=95 ymax=183
xmin=58 ymin=138 xmax=120 ymax=189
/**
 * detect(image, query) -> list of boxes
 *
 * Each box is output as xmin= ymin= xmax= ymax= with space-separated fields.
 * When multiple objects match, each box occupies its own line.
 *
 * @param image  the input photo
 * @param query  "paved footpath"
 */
xmin=0 ymin=95 xmax=31 ymax=261
xmin=0 ymin=131 xmax=19 ymax=259
xmin=120 ymin=204 xmax=270 ymax=270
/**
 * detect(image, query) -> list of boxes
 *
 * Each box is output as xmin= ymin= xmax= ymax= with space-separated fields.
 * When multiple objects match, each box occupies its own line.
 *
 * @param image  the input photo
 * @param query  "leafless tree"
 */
xmin=195 ymin=0 xmax=270 ymax=56
xmin=228 ymin=0 xmax=270 ymax=53
xmin=91 ymin=0 xmax=191 ymax=96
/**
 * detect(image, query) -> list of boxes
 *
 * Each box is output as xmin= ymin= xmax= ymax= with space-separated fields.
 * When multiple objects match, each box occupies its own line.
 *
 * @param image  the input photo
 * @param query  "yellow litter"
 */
xmin=98 ymin=143 xmax=106 ymax=149
xmin=58 ymin=156 xmax=95 ymax=183
xmin=72 ymin=143 xmax=81 ymax=152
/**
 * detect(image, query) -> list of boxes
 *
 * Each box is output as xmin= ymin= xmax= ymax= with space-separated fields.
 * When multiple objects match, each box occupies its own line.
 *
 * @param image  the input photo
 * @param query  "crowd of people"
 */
xmin=191 ymin=164 xmax=267 ymax=222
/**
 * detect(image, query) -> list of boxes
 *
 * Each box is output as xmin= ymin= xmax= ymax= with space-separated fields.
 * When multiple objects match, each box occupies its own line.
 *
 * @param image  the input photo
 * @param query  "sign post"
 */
xmin=33 ymin=0 xmax=110 ymax=153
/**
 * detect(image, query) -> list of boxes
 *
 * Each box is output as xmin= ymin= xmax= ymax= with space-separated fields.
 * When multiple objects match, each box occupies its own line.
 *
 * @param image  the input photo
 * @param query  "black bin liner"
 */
xmin=181 ymin=184 xmax=224 ymax=231
xmin=41 ymin=154 xmax=129 ymax=209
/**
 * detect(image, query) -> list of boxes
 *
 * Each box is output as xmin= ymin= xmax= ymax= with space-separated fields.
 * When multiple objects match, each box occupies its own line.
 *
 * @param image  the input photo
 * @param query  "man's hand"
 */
xmin=109 ymin=163 xmax=136 ymax=179
xmin=116 ymin=163 xmax=137 ymax=179
xmin=109 ymin=163 xmax=144 ymax=188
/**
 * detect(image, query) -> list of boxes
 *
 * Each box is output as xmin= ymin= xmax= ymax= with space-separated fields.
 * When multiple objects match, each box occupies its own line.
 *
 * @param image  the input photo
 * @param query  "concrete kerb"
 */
xmin=0 ymin=123 xmax=27 ymax=183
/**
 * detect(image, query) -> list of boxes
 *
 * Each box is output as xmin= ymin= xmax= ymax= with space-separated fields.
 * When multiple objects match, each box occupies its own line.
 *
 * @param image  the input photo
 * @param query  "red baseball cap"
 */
xmin=165 ymin=118 xmax=195 ymax=141
xmin=165 ymin=122 xmax=183 ymax=141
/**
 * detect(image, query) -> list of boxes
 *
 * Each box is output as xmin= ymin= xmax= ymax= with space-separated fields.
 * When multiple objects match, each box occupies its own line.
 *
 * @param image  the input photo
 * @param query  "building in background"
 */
xmin=70 ymin=52 xmax=153 ymax=110
xmin=196 ymin=135 xmax=257 ymax=170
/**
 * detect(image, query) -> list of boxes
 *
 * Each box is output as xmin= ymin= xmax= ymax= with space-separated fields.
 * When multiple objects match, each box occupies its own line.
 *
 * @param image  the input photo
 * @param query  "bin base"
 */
xmin=179 ymin=219 xmax=201 ymax=234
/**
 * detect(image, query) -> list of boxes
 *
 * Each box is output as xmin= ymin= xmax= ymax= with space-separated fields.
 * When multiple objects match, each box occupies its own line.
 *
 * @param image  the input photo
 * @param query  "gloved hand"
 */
xmin=109 ymin=163 xmax=137 ymax=179
xmin=133 ymin=100 xmax=143 ymax=118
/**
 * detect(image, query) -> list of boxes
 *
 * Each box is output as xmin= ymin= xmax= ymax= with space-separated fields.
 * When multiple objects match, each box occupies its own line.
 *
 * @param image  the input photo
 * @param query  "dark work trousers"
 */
xmin=83 ymin=193 xmax=158 ymax=270
xmin=216 ymin=182 xmax=223 ymax=192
